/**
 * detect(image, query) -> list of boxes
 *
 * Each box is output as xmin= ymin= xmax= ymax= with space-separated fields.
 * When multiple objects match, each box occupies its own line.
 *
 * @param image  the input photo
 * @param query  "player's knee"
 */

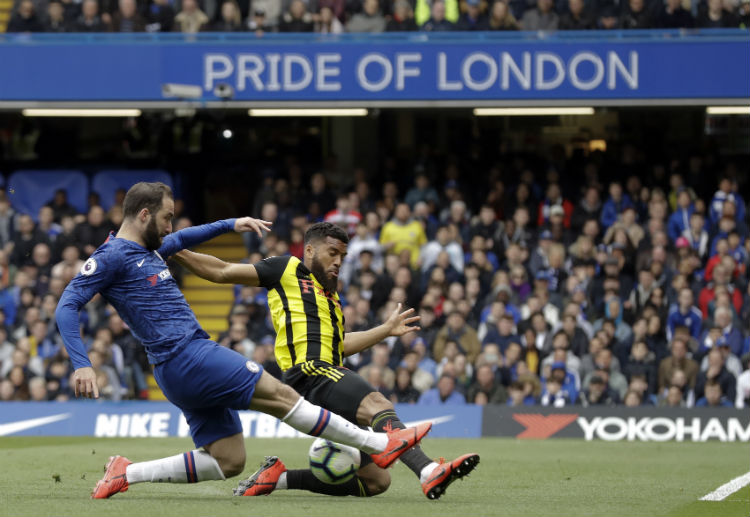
xmin=363 ymin=469 xmax=391 ymax=496
xmin=358 ymin=392 xmax=394 ymax=423
xmin=213 ymin=451 xmax=246 ymax=478
xmin=277 ymin=382 xmax=301 ymax=406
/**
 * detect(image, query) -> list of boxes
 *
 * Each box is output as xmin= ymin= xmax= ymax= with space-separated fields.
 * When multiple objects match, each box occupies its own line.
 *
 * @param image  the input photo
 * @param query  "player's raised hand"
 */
xmin=234 ymin=217 xmax=272 ymax=237
xmin=73 ymin=366 xmax=99 ymax=399
xmin=386 ymin=302 xmax=421 ymax=337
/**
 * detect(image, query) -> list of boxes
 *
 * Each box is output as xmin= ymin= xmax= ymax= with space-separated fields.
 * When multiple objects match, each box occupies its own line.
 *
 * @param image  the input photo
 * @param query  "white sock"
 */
xmin=276 ymin=471 xmax=288 ymax=490
xmin=282 ymin=397 xmax=388 ymax=454
xmin=125 ymin=450 xmax=225 ymax=484
xmin=419 ymin=462 xmax=440 ymax=484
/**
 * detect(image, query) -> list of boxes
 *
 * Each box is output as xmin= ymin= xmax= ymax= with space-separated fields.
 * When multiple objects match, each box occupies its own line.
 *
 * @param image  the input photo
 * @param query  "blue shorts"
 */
xmin=154 ymin=339 xmax=264 ymax=448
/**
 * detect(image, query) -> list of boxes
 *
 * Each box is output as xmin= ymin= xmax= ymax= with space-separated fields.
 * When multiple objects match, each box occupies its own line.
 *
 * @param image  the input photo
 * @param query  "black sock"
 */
xmin=370 ymin=409 xmax=433 ymax=478
xmin=286 ymin=469 xmax=370 ymax=497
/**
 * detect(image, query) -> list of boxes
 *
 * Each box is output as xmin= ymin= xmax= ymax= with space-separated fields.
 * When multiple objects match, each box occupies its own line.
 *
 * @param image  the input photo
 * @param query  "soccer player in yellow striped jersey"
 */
xmin=175 ymin=222 xmax=479 ymax=500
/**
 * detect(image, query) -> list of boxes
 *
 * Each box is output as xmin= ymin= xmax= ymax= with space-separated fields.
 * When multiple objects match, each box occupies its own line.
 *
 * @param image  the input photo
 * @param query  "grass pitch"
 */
xmin=0 ymin=436 xmax=746 ymax=517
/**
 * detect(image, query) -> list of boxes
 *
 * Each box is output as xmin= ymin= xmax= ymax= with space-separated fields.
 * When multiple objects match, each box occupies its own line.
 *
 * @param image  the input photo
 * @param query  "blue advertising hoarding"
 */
xmin=0 ymin=402 xmax=483 ymax=439
xmin=0 ymin=30 xmax=747 ymax=104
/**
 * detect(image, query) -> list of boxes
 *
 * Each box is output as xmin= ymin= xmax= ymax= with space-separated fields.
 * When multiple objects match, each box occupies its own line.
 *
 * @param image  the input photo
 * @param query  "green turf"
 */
xmin=0 ymin=437 xmax=747 ymax=517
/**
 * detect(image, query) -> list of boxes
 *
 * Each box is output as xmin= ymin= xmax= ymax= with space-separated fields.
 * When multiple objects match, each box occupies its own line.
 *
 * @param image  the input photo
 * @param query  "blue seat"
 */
xmin=7 ymin=170 xmax=88 ymax=220
xmin=92 ymin=170 xmax=173 ymax=211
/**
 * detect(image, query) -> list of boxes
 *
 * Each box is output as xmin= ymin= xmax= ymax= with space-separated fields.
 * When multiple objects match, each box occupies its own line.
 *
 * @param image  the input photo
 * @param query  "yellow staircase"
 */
xmin=0 ymin=0 xmax=13 ymax=32
xmin=147 ymin=232 xmax=248 ymax=400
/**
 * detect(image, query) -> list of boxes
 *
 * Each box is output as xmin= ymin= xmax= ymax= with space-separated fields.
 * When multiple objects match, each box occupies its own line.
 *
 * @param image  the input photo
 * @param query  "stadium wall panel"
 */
xmin=0 ymin=31 xmax=747 ymax=105
xmin=481 ymin=406 xmax=750 ymax=442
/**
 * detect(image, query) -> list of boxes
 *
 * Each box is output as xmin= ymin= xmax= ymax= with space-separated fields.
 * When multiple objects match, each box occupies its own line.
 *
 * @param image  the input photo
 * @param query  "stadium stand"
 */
xmin=0 ymin=162 xmax=747 ymax=409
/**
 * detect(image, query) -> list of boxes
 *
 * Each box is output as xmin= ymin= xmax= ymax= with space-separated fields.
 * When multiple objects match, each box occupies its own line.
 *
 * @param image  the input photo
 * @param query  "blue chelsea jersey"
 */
xmin=56 ymin=220 xmax=235 ymax=370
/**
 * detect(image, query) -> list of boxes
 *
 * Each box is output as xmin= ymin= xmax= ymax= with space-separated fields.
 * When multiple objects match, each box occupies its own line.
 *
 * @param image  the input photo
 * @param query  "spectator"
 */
xmin=486 ymin=0 xmax=519 ymax=29
xmin=696 ymin=0 xmax=738 ymax=27
xmin=174 ymin=0 xmax=209 ymax=34
xmin=558 ymin=0 xmax=594 ymax=29
xmin=520 ymin=0 xmax=558 ymax=30
xmin=700 ymin=339 xmax=742 ymax=379
xmin=44 ymin=0 xmax=69 ymax=31
xmin=600 ymin=181 xmax=633 ymax=231
xmin=694 ymin=347 xmax=736 ymax=402
xmin=421 ymin=224 xmax=464 ymax=274
xmin=400 ymin=347 xmax=435 ymax=393
xmin=146 ymin=0 xmax=175 ymax=31
xmin=380 ymin=202 xmax=427 ymax=269
xmin=455 ymin=0 xmax=489 ymax=29
xmin=314 ymin=5 xmax=344 ymax=32
xmin=208 ymin=0 xmax=245 ymax=30
xmin=620 ymin=0 xmax=653 ymax=28
xmin=278 ymin=0 xmax=314 ymax=31
xmin=421 ymin=0 xmax=455 ymax=30
xmin=386 ymin=0 xmax=417 ymax=29
xmin=537 ymin=183 xmax=573 ymax=230
xmin=390 ymin=367 xmax=421 ymax=404
xmin=346 ymin=0 xmax=386 ymax=31
xmin=358 ymin=343 xmax=396 ymax=390
xmin=699 ymin=265 xmax=743 ymax=319
xmin=698 ymin=307 xmax=744 ymax=360
xmin=695 ymin=379 xmax=733 ymax=407
xmin=467 ymin=363 xmax=507 ymax=404
xmin=74 ymin=205 xmax=113 ymax=257
xmin=11 ymin=215 xmax=50 ymax=268
xmin=37 ymin=206 xmax=63 ymax=244
xmin=433 ymin=311 xmax=481 ymax=364
xmin=110 ymin=0 xmax=147 ymax=31
xmin=418 ymin=373 xmax=467 ymax=404
xmin=324 ymin=194 xmax=362 ymax=237
xmin=7 ymin=0 xmax=45 ymax=32
xmin=405 ymin=173 xmax=440 ymax=210
xmin=666 ymin=288 xmax=703 ymax=341
xmin=623 ymin=340 xmax=657 ymax=395
xmin=251 ymin=0 xmax=283 ymax=27
xmin=667 ymin=188 xmax=695 ymax=244
xmin=579 ymin=374 xmax=619 ymax=406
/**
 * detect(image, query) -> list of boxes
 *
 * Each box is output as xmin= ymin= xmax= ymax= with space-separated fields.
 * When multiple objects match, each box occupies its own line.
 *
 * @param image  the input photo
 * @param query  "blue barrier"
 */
xmin=0 ymin=30 xmax=746 ymax=104
xmin=92 ymin=171 xmax=173 ymax=211
xmin=0 ymin=401 xmax=483 ymax=439
xmin=7 ymin=171 xmax=89 ymax=220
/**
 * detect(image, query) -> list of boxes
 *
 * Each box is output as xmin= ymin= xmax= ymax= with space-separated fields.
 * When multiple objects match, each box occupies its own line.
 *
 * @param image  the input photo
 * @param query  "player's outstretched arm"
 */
xmin=159 ymin=217 xmax=272 ymax=258
xmin=343 ymin=303 xmax=421 ymax=357
xmin=174 ymin=250 xmax=260 ymax=286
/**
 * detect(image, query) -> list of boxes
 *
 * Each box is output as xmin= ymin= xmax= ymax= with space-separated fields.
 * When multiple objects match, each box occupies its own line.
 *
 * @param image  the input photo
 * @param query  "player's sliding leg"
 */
xmin=361 ymin=393 xmax=480 ymax=500
xmin=249 ymin=371 xmax=430 ymax=467
xmin=236 ymin=456 xmax=388 ymax=497
xmin=91 ymin=434 xmax=243 ymax=499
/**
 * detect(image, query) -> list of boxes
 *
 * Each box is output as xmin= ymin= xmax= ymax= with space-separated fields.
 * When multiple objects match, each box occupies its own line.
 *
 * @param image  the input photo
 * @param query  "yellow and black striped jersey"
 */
xmin=255 ymin=255 xmax=345 ymax=371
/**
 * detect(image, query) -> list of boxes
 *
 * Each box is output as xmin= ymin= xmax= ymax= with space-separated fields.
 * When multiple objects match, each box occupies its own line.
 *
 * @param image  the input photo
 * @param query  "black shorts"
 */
xmin=283 ymin=360 xmax=376 ymax=467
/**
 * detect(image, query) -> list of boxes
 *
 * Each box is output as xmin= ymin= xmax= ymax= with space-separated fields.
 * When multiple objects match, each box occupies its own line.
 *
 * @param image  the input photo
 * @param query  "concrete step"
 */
xmin=192 ymin=246 xmax=248 ymax=261
xmin=189 ymin=302 xmax=233 ymax=317
xmin=182 ymin=287 xmax=234 ymax=303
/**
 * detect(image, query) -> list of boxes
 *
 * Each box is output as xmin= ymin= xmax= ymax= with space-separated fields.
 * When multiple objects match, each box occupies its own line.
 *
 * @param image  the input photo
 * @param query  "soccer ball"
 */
xmin=308 ymin=438 xmax=361 ymax=485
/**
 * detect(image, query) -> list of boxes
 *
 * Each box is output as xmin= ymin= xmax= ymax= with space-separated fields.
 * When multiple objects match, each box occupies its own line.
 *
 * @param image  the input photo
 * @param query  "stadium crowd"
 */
xmin=0 ymin=162 xmax=748 ymax=410
xmin=5 ymin=0 xmax=749 ymax=34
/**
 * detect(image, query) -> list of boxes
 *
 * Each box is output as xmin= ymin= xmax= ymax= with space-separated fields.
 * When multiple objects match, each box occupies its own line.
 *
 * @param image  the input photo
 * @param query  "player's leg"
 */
xmin=239 ymin=362 xmax=391 ymax=497
xmin=91 ymin=407 xmax=240 ymax=499
xmin=358 ymin=391 xmax=480 ymax=500
xmin=249 ymin=368 xmax=429 ymax=458
xmin=237 ymin=454 xmax=390 ymax=497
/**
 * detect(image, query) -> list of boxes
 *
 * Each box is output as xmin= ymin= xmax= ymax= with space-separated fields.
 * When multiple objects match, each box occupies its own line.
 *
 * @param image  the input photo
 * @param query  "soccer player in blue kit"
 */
xmin=55 ymin=182 xmax=430 ymax=499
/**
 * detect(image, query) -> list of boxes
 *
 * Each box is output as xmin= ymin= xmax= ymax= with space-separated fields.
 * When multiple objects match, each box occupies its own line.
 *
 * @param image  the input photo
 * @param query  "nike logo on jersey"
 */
xmin=137 ymin=259 xmax=145 ymax=267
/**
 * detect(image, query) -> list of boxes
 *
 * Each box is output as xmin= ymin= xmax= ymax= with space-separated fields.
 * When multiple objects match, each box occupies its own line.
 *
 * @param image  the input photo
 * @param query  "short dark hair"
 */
xmin=304 ymin=222 xmax=349 ymax=245
xmin=123 ymin=182 xmax=173 ymax=219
